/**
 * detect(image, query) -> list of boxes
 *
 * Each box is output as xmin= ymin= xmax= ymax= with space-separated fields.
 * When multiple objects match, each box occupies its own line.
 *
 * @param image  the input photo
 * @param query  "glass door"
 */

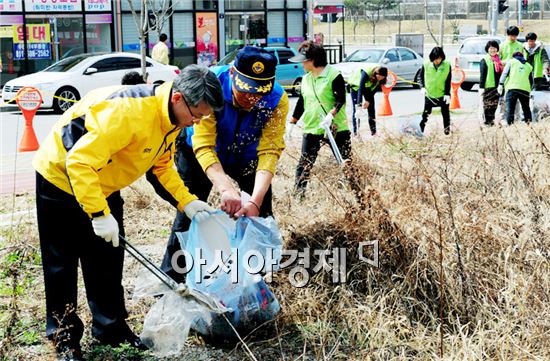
xmin=224 ymin=12 xmax=266 ymax=54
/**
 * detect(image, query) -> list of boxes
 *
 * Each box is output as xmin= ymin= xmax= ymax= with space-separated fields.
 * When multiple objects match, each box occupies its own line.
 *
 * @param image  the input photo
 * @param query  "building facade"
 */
xmin=0 ymin=0 xmax=307 ymax=86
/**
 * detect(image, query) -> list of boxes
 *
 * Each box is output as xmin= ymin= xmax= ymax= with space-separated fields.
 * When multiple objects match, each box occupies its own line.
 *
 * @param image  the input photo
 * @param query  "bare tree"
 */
xmin=364 ymin=0 xmax=398 ymax=44
xmin=424 ymin=0 xmax=440 ymax=45
xmin=126 ymin=0 xmax=179 ymax=80
xmin=447 ymin=0 xmax=463 ymax=43
xmin=344 ymin=0 xmax=363 ymax=41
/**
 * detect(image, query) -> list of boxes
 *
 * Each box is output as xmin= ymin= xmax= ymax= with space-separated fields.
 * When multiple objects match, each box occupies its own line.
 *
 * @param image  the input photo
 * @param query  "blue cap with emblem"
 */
xmin=233 ymin=46 xmax=277 ymax=94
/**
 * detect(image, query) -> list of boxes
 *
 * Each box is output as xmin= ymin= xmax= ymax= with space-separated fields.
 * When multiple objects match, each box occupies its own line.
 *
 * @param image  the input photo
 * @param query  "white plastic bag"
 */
xmin=140 ymin=292 xmax=211 ymax=357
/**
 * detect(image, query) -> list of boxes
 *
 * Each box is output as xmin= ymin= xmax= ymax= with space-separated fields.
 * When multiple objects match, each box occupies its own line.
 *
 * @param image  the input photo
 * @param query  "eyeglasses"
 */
xmin=181 ymin=94 xmax=209 ymax=121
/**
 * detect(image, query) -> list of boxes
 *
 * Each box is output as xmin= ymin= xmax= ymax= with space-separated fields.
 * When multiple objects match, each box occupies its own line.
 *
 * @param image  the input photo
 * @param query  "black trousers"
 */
xmin=160 ymin=142 xmax=273 ymax=283
xmin=420 ymin=96 xmax=451 ymax=134
xmin=350 ymin=89 xmax=376 ymax=135
xmin=482 ymin=88 xmax=500 ymax=126
xmin=36 ymin=172 xmax=130 ymax=348
xmin=505 ymin=89 xmax=532 ymax=124
xmin=294 ymin=131 xmax=352 ymax=192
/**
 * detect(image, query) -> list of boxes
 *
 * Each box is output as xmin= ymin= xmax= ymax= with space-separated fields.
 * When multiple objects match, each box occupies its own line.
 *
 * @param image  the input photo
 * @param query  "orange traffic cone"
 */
xmin=16 ymin=87 xmax=42 ymax=152
xmin=377 ymin=89 xmax=393 ymax=116
xmin=18 ymin=123 xmax=39 ymax=152
xmin=450 ymin=83 xmax=461 ymax=110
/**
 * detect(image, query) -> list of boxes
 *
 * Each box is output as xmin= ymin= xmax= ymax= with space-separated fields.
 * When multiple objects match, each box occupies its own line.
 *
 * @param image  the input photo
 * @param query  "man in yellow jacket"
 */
xmin=33 ymin=65 xmax=223 ymax=360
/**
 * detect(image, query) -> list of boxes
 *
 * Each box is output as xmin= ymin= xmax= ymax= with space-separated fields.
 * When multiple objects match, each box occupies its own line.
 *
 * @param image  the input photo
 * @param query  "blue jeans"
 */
xmin=350 ymin=89 xmax=377 ymax=135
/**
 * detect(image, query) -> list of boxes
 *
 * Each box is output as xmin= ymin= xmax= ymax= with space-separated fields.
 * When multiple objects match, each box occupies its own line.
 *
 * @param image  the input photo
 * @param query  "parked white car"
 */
xmin=332 ymin=46 xmax=423 ymax=88
xmin=2 ymin=52 xmax=180 ymax=113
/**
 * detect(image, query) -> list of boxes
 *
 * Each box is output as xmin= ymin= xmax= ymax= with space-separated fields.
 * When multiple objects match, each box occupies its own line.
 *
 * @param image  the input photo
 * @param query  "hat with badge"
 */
xmin=233 ymin=46 xmax=277 ymax=94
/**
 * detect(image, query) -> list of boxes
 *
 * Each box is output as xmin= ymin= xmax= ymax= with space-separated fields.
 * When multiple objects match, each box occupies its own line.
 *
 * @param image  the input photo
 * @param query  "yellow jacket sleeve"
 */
xmin=65 ymin=102 xmax=133 ymax=217
xmin=192 ymin=91 xmax=288 ymax=174
xmin=256 ymin=92 xmax=288 ymax=174
xmin=192 ymin=114 xmax=220 ymax=172
xmin=150 ymin=144 xmax=198 ymax=212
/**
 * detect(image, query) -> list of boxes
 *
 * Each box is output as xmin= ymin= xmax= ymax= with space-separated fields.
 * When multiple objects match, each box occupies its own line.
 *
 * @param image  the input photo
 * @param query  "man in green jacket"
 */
xmin=523 ymin=32 xmax=550 ymax=90
xmin=498 ymin=52 xmax=534 ymax=124
xmin=500 ymin=26 xmax=523 ymax=63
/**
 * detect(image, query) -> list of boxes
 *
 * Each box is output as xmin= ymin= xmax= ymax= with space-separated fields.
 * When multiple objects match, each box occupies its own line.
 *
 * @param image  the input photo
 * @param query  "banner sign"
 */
xmin=14 ymin=42 xmax=51 ymax=60
xmin=25 ymin=0 xmax=81 ymax=12
xmin=14 ymin=23 xmax=51 ymax=43
xmin=85 ymin=0 xmax=111 ymax=11
xmin=0 ymin=0 xmax=23 ymax=12
xmin=195 ymin=12 xmax=218 ymax=67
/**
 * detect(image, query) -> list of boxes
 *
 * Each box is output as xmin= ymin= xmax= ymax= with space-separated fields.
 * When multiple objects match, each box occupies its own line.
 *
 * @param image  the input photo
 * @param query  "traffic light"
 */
xmin=521 ymin=0 xmax=528 ymax=10
xmin=498 ymin=0 xmax=509 ymax=13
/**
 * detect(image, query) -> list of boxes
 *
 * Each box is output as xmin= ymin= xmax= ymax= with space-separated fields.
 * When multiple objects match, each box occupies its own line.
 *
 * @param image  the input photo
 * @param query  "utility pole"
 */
xmin=439 ymin=0 xmax=446 ymax=47
xmin=517 ymin=0 xmax=522 ymax=30
xmin=491 ymin=0 xmax=498 ymax=35
xmin=307 ymin=0 xmax=315 ymax=40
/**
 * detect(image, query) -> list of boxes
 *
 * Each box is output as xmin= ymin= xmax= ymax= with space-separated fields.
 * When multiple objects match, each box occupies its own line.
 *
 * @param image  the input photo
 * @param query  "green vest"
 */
xmin=499 ymin=40 xmax=523 ymax=62
xmin=300 ymin=65 xmax=348 ymax=135
xmin=482 ymin=54 xmax=496 ymax=89
xmin=523 ymin=47 xmax=544 ymax=79
xmin=348 ymin=64 xmax=378 ymax=91
xmin=423 ymin=60 xmax=451 ymax=99
xmin=504 ymin=58 xmax=533 ymax=93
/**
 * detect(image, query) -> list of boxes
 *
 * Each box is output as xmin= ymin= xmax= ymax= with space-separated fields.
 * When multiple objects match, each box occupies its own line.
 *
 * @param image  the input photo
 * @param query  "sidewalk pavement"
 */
xmin=1 ymin=152 xmax=35 ymax=194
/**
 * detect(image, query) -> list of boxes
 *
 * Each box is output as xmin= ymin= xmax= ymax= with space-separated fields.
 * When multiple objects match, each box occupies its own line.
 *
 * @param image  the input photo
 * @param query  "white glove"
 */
xmin=420 ymin=88 xmax=427 ymax=97
xmin=479 ymin=88 xmax=485 ymax=96
xmin=497 ymin=85 xmax=504 ymax=95
xmin=92 ymin=214 xmax=120 ymax=246
xmin=184 ymin=200 xmax=215 ymax=222
xmin=320 ymin=113 xmax=334 ymax=129
xmin=443 ymin=95 xmax=451 ymax=105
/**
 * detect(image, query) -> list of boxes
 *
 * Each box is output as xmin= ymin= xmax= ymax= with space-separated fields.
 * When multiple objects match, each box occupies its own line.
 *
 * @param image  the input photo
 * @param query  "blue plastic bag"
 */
xmin=177 ymin=212 xmax=282 ymax=340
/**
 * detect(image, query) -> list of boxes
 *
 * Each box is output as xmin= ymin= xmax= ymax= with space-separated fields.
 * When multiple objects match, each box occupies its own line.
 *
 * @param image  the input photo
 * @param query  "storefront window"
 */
xmin=196 ymin=0 xmax=218 ymax=10
xmin=225 ymin=12 xmax=266 ymax=53
xmin=287 ymin=11 xmax=304 ymax=50
xmin=23 ymin=15 xmax=84 ymax=74
xmin=172 ymin=13 xmax=194 ymax=68
xmin=121 ymin=13 xmax=140 ymax=53
xmin=287 ymin=0 xmax=304 ymax=9
xmin=173 ymin=0 xmax=193 ymax=10
xmin=225 ymin=0 xmax=264 ymax=10
xmin=267 ymin=0 xmax=284 ymax=8
xmin=0 ymin=15 xmax=24 ymax=86
xmin=267 ymin=11 xmax=285 ymax=46
xmin=85 ymin=14 xmax=113 ymax=54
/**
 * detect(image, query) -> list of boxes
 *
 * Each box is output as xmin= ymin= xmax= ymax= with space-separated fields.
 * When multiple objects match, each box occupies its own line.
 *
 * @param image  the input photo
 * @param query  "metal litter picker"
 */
xmin=323 ymin=124 xmax=344 ymax=165
xmin=119 ymin=235 xmax=228 ymax=314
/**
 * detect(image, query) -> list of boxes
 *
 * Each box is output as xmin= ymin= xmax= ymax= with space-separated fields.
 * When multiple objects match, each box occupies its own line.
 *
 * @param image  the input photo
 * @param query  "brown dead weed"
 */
xmin=1 ymin=121 xmax=550 ymax=360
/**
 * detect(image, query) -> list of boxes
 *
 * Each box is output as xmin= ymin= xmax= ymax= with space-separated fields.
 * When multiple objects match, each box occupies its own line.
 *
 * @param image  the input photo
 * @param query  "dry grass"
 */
xmin=1 ymin=118 xmax=550 ymax=360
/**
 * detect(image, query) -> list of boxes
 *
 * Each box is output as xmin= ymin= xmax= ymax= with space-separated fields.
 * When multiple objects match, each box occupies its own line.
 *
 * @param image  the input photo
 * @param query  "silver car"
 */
xmin=332 ymin=46 xmax=423 ymax=88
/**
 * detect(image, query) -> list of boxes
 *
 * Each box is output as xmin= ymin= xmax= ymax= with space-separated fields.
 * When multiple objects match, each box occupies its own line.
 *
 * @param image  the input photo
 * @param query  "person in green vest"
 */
xmin=498 ymin=52 xmax=534 ymax=124
xmin=500 ymin=26 xmax=523 ymax=63
xmin=479 ymin=40 xmax=504 ymax=126
xmin=289 ymin=41 xmax=350 ymax=196
xmin=348 ymin=65 xmax=387 ymax=137
xmin=419 ymin=46 xmax=452 ymax=135
xmin=523 ymin=32 xmax=549 ymax=90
